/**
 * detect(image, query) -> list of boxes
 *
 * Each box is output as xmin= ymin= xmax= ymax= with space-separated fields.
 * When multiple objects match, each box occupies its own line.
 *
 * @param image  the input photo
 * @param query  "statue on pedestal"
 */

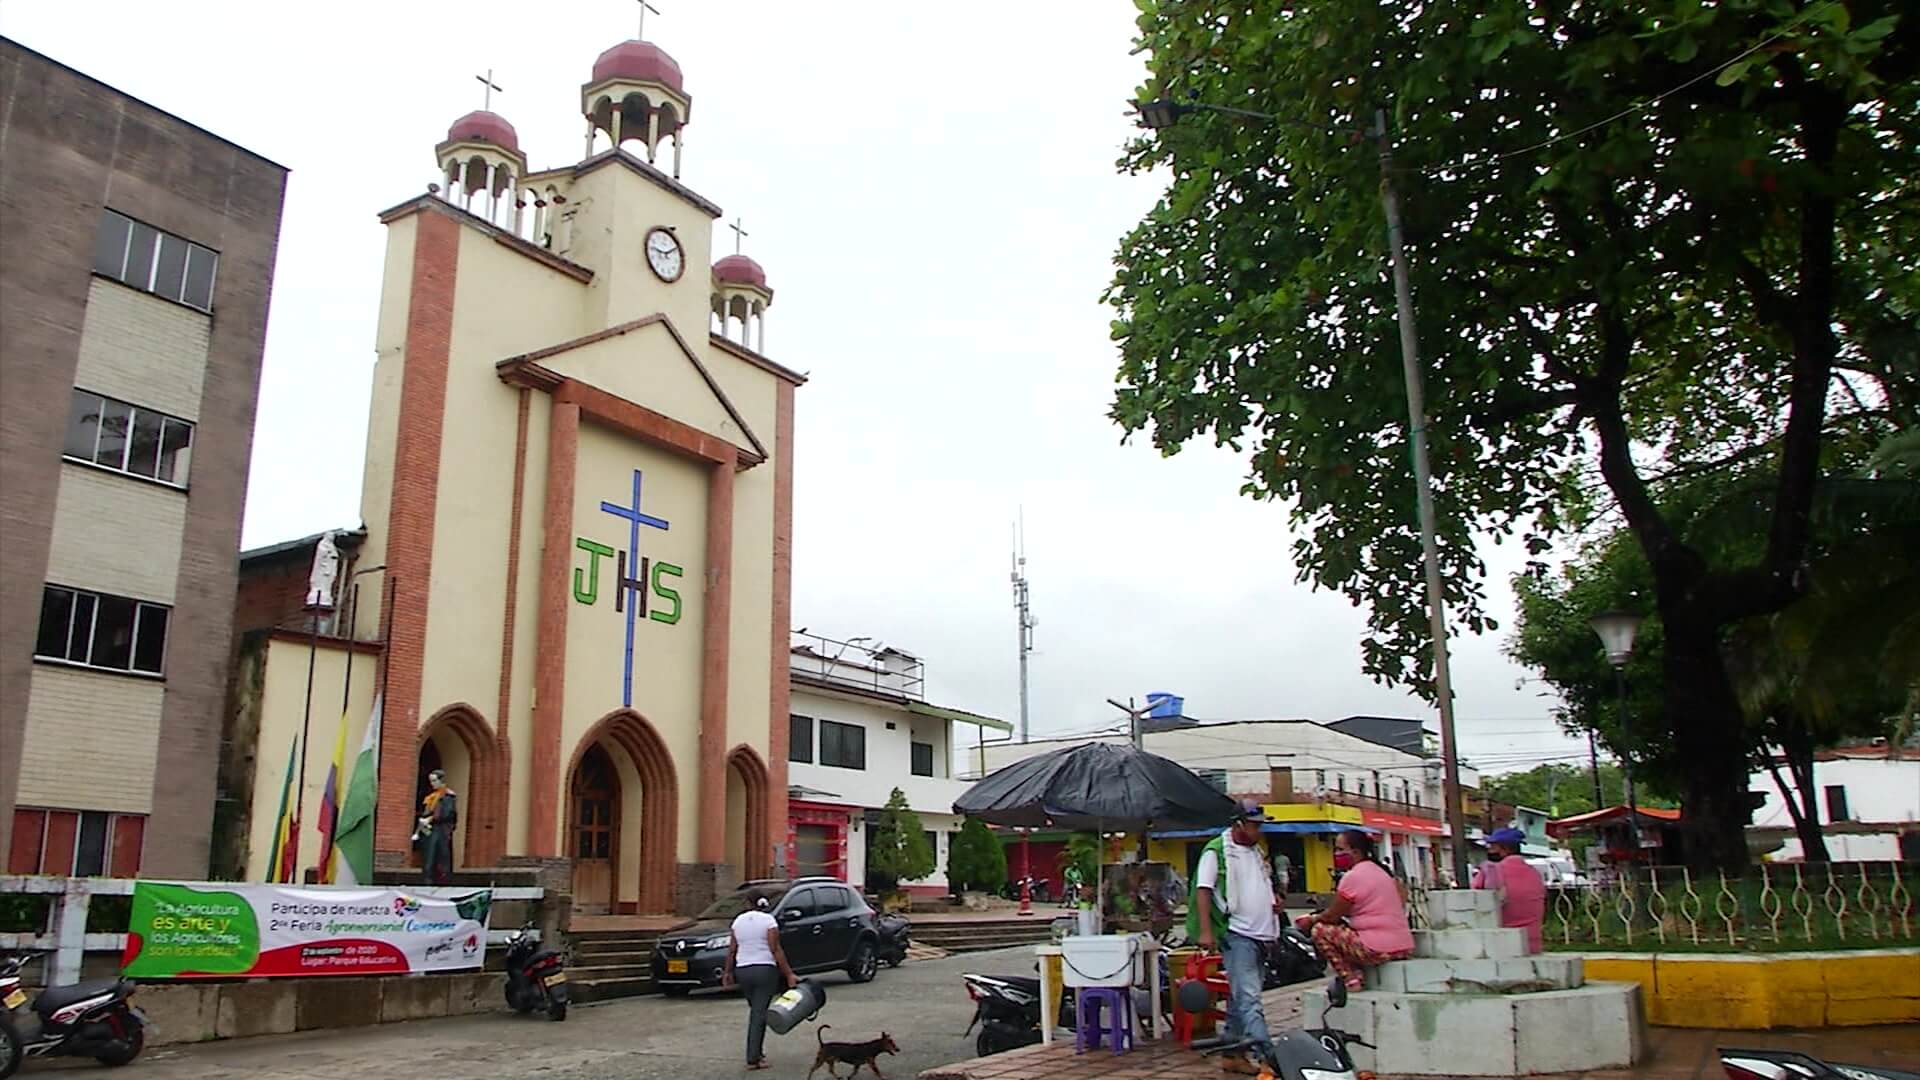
xmin=414 ymin=769 xmax=458 ymax=885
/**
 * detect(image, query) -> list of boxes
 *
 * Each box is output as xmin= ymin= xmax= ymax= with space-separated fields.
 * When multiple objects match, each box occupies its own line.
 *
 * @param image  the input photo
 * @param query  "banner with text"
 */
xmin=122 ymin=883 xmax=492 ymax=978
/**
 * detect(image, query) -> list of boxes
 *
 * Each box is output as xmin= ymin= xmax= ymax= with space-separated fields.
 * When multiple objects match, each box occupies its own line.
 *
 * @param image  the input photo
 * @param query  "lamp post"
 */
xmin=1133 ymin=97 xmax=1473 ymax=889
xmin=1588 ymin=610 xmax=1644 ymax=855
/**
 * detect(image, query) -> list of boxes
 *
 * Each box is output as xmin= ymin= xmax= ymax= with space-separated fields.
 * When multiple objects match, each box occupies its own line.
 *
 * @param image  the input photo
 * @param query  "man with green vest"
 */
xmin=1187 ymin=801 xmax=1279 ymax=1073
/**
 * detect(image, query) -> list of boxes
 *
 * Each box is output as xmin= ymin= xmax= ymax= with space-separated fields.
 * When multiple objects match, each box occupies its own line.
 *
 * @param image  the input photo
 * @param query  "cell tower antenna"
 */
xmin=1012 ymin=512 xmax=1035 ymax=743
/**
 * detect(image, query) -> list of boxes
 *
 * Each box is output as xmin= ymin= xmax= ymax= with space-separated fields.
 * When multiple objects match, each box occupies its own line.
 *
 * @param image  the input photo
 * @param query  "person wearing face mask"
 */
xmin=1295 ymin=829 xmax=1414 ymax=991
xmin=1473 ymin=827 xmax=1546 ymax=953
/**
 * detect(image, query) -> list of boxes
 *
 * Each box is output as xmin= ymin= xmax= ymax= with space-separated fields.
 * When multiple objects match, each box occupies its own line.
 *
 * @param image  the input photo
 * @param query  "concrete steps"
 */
xmin=1299 ymin=889 xmax=1644 ymax=1075
xmin=565 ymin=930 xmax=662 ymax=1003
xmin=912 ymin=918 xmax=1058 ymax=954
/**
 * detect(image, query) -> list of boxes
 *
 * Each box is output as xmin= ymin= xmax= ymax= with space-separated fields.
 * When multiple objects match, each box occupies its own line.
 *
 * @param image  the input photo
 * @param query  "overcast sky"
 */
xmin=9 ymin=1 xmax=1596 ymax=776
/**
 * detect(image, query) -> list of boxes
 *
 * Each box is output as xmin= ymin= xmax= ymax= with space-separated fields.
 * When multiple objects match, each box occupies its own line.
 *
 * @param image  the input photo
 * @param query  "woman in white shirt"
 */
xmin=721 ymin=896 xmax=799 ymax=1070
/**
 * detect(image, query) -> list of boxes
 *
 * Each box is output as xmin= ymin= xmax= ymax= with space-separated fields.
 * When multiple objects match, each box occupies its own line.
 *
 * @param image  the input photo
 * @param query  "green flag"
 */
xmin=330 ymin=693 xmax=381 ymax=886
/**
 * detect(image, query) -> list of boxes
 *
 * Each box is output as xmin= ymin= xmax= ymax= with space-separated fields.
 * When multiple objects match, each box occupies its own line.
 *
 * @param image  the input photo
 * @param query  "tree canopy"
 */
xmin=867 ymin=788 xmax=937 ymax=889
xmin=947 ymin=818 xmax=1009 ymax=895
xmin=1109 ymin=0 xmax=1918 ymax=869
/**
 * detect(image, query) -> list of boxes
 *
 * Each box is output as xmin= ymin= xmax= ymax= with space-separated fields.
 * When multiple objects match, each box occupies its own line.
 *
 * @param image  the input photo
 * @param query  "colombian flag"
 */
xmin=266 ymin=736 xmax=298 ymax=883
xmin=315 ymin=716 xmax=348 ymax=883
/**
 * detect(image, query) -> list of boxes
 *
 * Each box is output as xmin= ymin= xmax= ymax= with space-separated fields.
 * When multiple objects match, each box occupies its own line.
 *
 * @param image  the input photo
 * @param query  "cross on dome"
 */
xmin=636 ymin=0 xmax=660 ymax=39
xmin=728 ymin=217 xmax=749 ymax=255
xmin=475 ymin=68 xmax=504 ymax=111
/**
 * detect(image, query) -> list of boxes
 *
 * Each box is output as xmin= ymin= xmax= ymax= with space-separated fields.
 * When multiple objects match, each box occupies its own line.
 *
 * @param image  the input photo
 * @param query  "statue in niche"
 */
xmin=414 ymin=769 xmax=458 ymax=885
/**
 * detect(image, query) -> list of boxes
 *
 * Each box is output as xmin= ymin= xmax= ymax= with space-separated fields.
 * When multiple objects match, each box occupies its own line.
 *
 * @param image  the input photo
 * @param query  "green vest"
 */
xmin=1184 ymin=834 xmax=1233 ymax=943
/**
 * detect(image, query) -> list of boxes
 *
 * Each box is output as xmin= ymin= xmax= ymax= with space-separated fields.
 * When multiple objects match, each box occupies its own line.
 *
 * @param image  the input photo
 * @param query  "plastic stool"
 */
xmin=1074 ymin=985 xmax=1134 ymax=1055
xmin=1171 ymin=951 xmax=1229 ymax=1045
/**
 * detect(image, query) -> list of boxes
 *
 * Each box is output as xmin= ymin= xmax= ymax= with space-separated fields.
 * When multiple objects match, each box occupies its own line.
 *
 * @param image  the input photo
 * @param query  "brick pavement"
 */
xmin=920 ymin=1005 xmax=1920 ymax=1080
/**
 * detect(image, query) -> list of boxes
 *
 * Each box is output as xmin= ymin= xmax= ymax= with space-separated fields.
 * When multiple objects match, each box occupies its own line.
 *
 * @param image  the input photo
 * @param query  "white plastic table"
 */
xmin=1034 ymin=937 xmax=1164 ymax=1048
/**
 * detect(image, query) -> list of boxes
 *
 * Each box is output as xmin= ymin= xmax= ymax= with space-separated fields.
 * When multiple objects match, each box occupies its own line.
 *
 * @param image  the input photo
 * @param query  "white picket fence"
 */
xmin=0 ymin=875 xmax=545 ymax=985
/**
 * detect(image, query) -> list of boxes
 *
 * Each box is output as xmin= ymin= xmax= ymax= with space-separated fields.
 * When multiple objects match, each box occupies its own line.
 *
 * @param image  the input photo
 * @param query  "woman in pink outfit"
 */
xmin=1295 ymin=830 xmax=1415 ymax=990
xmin=1473 ymin=827 xmax=1546 ymax=953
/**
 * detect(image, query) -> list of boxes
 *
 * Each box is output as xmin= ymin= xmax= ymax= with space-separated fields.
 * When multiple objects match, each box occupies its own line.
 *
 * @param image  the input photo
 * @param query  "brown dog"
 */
xmin=807 ymin=1024 xmax=900 ymax=1079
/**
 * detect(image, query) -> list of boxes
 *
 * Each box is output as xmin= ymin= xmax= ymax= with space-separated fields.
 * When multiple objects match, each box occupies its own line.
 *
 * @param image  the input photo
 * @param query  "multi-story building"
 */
xmin=975 ymin=709 xmax=1480 ymax=890
xmin=0 ymin=38 xmax=287 ymax=878
xmin=786 ymin=632 xmax=1008 ymax=898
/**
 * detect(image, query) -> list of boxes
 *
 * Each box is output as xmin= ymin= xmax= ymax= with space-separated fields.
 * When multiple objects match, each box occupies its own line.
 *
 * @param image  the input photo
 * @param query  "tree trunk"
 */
xmin=1778 ymin=712 xmax=1832 ymax=863
xmin=1660 ymin=615 xmax=1755 ymax=873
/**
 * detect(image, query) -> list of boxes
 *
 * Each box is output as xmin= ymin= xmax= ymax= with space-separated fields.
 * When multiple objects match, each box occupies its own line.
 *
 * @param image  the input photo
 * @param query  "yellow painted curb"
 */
xmin=1575 ymin=948 xmax=1920 ymax=1029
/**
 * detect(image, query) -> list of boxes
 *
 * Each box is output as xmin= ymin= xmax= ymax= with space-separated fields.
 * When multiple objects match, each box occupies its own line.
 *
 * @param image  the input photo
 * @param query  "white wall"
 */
xmin=1750 ymin=754 xmax=1918 ymax=863
xmin=975 ymin=719 xmax=1472 ymax=810
xmin=789 ymin=687 xmax=970 ymax=890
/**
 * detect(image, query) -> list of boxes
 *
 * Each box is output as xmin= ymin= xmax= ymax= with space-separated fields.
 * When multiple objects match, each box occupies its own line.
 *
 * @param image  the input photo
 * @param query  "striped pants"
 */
xmin=1310 ymin=921 xmax=1408 ymax=990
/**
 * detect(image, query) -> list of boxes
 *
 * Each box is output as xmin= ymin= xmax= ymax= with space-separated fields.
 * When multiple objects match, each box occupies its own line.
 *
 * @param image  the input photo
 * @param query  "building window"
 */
xmin=789 ymin=714 xmax=813 ymax=763
xmin=1197 ymin=768 xmax=1228 ymax=793
xmin=64 ymin=390 xmax=194 ymax=486
xmin=911 ymin=741 xmax=934 ymax=777
xmin=34 ymin=585 xmax=170 ymax=675
xmin=1824 ymin=785 xmax=1850 ymax=823
xmin=819 ymin=720 xmax=866 ymax=770
xmin=93 ymin=209 xmax=218 ymax=311
xmin=7 ymin=808 xmax=145 ymax=877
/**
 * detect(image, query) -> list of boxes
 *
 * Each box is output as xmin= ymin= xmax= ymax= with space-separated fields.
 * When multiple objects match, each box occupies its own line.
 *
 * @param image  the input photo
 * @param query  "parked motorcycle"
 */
xmin=1721 ymin=1047 xmax=1920 ymax=1080
xmin=1263 ymin=925 xmax=1326 ymax=989
xmin=501 ymin=923 xmax=570 ymax=1022
xmin=0 ymin=952 xmax=148 ymax=1078
xmin=876 ymin=912 xmax=911 ymax=968
xmin=1194 ymin=975 xmax=1370 ymax=1080
xmin=961 ymin=970 xmax=1074 ymax=1058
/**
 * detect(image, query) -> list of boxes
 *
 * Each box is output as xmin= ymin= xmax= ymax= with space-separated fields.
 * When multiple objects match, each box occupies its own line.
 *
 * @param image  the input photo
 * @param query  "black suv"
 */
xmin=652 ymin=878 xmax=882 ymax=995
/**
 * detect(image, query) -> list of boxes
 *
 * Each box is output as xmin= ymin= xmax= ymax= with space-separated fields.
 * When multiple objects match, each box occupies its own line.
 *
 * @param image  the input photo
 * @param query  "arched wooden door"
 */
xmin=569 ymin=744 xmax=620 ymax=915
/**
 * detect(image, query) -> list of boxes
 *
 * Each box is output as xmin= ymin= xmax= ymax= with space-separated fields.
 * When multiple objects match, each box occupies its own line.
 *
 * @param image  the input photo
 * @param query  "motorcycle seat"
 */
xmin=35 ymin=978 xmax=124 ymax=1016
xmin=991 ymin=975 xmax=1043 ymax=995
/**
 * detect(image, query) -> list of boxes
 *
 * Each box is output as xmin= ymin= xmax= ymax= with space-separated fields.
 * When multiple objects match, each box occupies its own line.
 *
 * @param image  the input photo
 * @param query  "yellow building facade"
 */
xmin=239 ymin=38 xmax=800 ymax=914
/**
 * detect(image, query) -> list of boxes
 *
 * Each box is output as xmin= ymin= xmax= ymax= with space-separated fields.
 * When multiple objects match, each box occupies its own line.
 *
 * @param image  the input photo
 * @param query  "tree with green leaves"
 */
xmin=946 ymin=818 xmax=1009 ymax=895
xmin=866 ymin=788 xmax=936 ymax=891
xmin=1481 ymin=761 xmax=1668 ymax=820
xmin=1109 ymin=0 xmax=1918 ymax=870
xmin=1509 ymin=440 xmax=1918 ymax=861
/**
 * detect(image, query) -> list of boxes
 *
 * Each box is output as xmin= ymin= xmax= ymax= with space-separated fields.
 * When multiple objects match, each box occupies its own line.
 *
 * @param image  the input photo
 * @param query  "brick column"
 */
xmin=767 ymin=381 xmax=795 ymax=873
xmin=528 ymin=401 xmax=580 ymax=857
xmin=696 ymin=452 xmax=736 ymax=864
xmin=375 ymin=209 xmax=459 ymax=856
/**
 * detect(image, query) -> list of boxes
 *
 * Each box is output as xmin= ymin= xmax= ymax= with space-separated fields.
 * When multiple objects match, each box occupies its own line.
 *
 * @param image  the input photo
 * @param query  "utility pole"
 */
xmin=1587 ymin=729 xmax=1605 ymax=811
xmin=1107 ymin=697 xmax=1152 ymax=751
xmin=1012 ymin=516 xmax=1035 ymax=743
xmin=1375 ymin=109 xmax=1470 ymax=890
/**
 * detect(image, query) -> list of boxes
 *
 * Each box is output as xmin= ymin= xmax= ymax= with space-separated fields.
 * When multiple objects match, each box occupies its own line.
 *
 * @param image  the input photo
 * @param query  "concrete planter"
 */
xmin=1580 ymin=947 xmax=1920 ymax=1029
xmin=133 ymin=971 xmax=511 ymax=1046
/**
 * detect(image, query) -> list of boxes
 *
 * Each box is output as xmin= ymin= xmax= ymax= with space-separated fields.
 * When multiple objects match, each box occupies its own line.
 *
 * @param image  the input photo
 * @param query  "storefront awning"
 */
xmin=1149 ymin=821 xmax=1381 ymax=839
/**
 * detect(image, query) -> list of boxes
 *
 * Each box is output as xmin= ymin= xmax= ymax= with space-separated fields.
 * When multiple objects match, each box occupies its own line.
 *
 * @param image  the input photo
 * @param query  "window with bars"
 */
xmin=64 ymin=389 xmax=194 ymax=486
xmin=34 ymin=585 xmax=170 ymax=676
xmin=93 ymin=209 xmax=218 ymax=311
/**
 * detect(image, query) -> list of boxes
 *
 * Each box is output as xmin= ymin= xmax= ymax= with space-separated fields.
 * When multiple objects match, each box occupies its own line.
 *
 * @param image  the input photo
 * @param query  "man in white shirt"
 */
xmin=1188 ymin=801 xmax=1280 ymax=1073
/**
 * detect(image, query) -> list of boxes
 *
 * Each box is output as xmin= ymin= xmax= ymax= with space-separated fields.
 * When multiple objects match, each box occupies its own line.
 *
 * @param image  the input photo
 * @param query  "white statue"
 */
xmin=305 ymin=531 xmax=341 ymax=610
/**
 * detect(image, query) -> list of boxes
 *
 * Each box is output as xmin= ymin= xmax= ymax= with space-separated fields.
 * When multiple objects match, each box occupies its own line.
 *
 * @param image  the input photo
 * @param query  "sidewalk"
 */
xmin=919 ymin=1006 xmax=1920 ymax=1079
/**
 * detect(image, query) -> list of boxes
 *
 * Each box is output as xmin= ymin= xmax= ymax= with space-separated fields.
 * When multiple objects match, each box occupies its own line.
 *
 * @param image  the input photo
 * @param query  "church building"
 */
xmin=227 ymin=35 xmax=800 ymax=914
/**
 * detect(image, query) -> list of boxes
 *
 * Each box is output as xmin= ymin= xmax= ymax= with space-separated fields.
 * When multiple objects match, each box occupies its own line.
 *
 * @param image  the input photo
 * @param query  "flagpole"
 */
xmin=295 ymin=607 xmax=321 ymax=882
xmin=323 ymin=583 xmax=359 ymax=883
xmin=374 ymin=573 xmax=396 ymax=876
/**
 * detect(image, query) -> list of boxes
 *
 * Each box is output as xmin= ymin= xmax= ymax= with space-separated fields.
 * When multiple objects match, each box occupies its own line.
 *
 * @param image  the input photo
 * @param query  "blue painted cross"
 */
xmin=600 ymin=469 xmax=670 ymax=707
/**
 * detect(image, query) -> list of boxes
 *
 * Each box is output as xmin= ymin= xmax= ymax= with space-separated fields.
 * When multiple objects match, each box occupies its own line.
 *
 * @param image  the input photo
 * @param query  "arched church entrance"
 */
xmin=569 ymin=745 xmax=620 ymax=914
xmin=417 ymin=704 xmax=508 ymax=869
xmin=726 ymin=745 xmax=770 ymax=881
xmin=568 ymin=710 xmax=678 ymax=914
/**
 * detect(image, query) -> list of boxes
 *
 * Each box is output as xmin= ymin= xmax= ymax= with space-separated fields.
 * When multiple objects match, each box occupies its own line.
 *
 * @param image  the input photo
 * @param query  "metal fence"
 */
xmin=1542 ymin=861 xmax=1919 ymax=952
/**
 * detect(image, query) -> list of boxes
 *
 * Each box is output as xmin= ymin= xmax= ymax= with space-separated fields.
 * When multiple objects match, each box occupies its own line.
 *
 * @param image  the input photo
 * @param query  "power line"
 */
xmin=1419 ymin=1 xmax=1835 ymax=178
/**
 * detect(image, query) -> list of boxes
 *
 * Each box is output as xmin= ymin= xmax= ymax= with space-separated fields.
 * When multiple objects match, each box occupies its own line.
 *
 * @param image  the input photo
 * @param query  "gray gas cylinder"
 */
xmin=764 ymin=978 xmax=827 ymax=1035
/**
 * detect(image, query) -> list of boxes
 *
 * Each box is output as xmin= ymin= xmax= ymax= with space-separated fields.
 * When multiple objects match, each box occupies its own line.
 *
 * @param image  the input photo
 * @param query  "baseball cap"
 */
xmin=1489 ymin=827 xmax=1526 ymax=847
xmin=1238 ymin=800 xmax=1267 ymax=821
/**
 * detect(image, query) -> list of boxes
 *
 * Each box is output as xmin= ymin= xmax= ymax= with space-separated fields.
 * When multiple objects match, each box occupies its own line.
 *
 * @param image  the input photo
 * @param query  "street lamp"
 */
xmin=1131 ymin=95 xmax=1475 ymax=889
xmin=1587 ymin=610 xmax=1644 ymax=855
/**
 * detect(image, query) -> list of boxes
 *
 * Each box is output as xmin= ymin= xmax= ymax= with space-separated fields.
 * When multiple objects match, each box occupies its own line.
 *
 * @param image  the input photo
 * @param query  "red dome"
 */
xmin=445 ymin=110 xmax=519 ymax=152
xmin=591 ymin=40 xmax=685 ymax=92
xmin=714 ymin=254 xmax=768 ymax=289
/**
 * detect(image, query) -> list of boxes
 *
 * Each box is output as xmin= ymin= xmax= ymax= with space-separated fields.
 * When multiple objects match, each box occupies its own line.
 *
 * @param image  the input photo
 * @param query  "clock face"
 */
xmin=645 ymin=227 xmax=684 ymax=282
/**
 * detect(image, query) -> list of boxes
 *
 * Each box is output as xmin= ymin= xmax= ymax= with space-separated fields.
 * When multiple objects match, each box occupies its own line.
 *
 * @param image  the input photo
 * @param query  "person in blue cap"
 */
xmin=1474 ymin=826 xmax=1546 ymax=953
xmin=1187 ymin=800 xmax=1281 ymax=1074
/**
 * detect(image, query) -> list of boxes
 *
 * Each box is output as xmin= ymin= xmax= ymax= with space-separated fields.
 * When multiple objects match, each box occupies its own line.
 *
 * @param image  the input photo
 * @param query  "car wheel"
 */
xmin=846 ymin=940 xmax=878 ymax=984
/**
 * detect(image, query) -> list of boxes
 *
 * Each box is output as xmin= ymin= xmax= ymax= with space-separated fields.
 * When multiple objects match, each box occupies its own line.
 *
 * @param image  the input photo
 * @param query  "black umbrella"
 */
xmin=952 ymin=742 xmax=1239 ymax=832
